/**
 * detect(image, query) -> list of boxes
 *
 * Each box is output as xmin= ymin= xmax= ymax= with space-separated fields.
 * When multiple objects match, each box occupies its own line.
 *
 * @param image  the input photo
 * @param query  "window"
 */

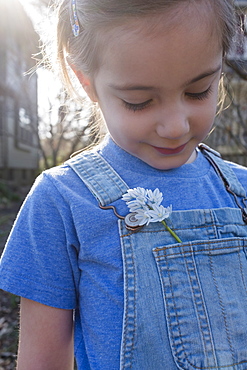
xmin=17 ymin=107 xmax=33 ymax=146
xmin=19 ymin=108 xmax=31 ymax=127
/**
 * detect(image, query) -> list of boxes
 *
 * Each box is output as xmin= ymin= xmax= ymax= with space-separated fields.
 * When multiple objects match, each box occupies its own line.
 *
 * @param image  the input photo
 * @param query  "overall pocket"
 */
xmin=153 ymin=237 xmax=247 ymax=370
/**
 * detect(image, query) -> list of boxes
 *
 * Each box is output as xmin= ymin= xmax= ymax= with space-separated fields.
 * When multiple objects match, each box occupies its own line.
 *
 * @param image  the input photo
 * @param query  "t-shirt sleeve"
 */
xmin=0 ymin=172 xmax=79 ymax=309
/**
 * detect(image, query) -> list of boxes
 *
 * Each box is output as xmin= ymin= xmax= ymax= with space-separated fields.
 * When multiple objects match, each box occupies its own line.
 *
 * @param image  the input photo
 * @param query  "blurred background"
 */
xmin=0 ymin=0 xmax=246 ymax=368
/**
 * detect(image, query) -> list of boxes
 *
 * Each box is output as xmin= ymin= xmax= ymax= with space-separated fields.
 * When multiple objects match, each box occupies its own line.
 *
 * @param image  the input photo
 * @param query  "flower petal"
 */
xmin=147 ymin=204 xmax=172 ymax=222
xmin=122 ymin=187 xmax=146 ymax=202
xmin=135 ymin=209 xmax=151 ymax=225
xmin=146 ymin=188 xmax=163 ymax=206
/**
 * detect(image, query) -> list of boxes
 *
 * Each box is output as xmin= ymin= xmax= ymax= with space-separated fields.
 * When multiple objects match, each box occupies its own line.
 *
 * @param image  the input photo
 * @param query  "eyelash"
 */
xmin=123 ymin=99 xmax=152 ymax=112
xmin=185 ymin=86 xmax=213 ymax=101
xmin=122 ymin=86 xmax=213 ymax=112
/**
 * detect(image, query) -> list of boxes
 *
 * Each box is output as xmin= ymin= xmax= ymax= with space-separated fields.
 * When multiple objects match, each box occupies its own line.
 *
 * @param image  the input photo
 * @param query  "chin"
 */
xmin=143 ymin=152 xmax=196 ymax=170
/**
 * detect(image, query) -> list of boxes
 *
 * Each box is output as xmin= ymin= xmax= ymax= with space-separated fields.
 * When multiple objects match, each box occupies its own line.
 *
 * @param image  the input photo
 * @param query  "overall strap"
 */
xmin=65 ymin=151 xmax=129 ymax=206
xmin=199 ymin=143 xmax=247 ymax=222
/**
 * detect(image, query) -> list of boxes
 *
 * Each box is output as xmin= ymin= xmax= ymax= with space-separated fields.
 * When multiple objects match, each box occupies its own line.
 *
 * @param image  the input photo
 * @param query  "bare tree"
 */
xmin=226 ymin=59 xmax=247 ymax=81
xmin=205 ymin=61 xmax=247 ymax=165
xmin=39 ymin=84 xmax=99 ymax=169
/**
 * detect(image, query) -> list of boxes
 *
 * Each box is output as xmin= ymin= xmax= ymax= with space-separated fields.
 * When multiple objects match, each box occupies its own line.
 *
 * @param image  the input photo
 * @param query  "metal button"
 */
xmin=124 ymin=212 xmax=142 ymax=230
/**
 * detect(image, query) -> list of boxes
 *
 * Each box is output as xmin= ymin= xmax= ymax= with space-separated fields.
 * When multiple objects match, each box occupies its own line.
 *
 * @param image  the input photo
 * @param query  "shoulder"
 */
xmin=198 ymin=144 xmax=247 ymax=191
xmin=40 ymin=141 xmax=109 ymax=193
xmin=11 ymin=159 xmax=99 ymax=234
xmin=225 ymin=159 xmax=247 ymax=177
xmin=23 ymin=165 xmax=79 ymax=213
xmin=31 ymin=157 xmax=97 ymax=205
xmin=224 ymin=159 xmax=247 ymax=192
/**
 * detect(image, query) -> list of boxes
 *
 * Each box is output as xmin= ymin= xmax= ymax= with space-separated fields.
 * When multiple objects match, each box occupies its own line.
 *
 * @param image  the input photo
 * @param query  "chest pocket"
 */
xmin=154 ymin=237 xmax=247 ymax=370
xmin=120 ymin=209 xmax=247 ymax=370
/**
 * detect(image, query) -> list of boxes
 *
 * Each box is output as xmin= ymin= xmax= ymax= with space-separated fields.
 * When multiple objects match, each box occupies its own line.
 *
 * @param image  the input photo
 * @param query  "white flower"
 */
xmin=122 ymin=187 xmax=172 ymax=225
xmin=134 ymin=209 xmax=151 ymax=226
xmin=147 ymin=204 xmax=172 ymax=223
xmin=122 ymin=187 xmax=146 ymax=202
xmin=125 ymin=200 xmax=146 ymax=213
xmin=146 ymin=188 xmax=163 ymax=207
xmin=122 ymin=187 xmax=182 ymax=243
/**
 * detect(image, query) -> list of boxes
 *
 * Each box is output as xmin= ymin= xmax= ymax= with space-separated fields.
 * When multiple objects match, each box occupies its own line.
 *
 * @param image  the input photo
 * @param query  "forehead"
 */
xmin=97 ymin=1 xmax=222 ymax=61
xmin=93 ymin=1 xmax=222 ymax=87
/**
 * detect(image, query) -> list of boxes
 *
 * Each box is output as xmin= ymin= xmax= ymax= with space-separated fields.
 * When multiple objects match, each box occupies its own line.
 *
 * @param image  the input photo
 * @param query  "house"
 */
xmin=0 ymin=0 xmax=39 ymax=186
xmin=205 ymin=0 xmax=247 ymax=166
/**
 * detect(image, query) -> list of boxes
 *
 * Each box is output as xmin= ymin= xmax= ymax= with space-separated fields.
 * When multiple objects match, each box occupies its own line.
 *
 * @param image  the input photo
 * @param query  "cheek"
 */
xmin=196 ymin=95 xmax=218 ymax=121
xmin=199 ymin=107 xmax=216 ymax=134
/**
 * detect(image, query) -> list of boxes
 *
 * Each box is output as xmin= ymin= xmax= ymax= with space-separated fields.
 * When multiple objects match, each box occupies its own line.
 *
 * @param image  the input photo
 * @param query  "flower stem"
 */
xmin=161 ymin=220 xmax=182 ymax=243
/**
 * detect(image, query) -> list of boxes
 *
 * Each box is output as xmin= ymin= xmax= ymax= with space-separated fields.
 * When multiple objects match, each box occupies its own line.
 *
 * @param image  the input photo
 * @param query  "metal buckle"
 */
xmin=99 ymin=205 xmax=143 ymax=231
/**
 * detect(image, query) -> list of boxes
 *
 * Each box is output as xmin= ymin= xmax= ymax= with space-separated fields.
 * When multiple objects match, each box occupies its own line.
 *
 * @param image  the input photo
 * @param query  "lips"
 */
xmin=152 ymin=143 xmax=187 ymax=155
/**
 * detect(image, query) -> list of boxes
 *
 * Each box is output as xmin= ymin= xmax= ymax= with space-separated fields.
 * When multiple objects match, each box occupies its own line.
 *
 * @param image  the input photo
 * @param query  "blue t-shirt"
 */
xmin=1 ymin=136 xmax=247 ymax=369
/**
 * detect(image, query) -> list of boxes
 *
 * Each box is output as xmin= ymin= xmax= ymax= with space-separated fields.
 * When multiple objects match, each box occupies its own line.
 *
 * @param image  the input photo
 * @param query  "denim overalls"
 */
xmin=68 ymin=145 xmax=247 ymax=370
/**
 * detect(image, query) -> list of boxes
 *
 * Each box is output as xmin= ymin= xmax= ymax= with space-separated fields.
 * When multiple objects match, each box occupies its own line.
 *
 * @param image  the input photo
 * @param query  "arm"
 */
xmin=17 ymin=298 xmax=74 ymax=370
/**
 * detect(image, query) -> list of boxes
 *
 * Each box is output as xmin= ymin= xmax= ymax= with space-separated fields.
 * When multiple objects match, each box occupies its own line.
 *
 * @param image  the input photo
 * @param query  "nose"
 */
xmin=155 ymin=104 xmax=190 ymax=140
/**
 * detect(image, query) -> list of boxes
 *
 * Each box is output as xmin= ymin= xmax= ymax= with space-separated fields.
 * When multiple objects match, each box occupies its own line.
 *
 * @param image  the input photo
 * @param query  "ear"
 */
xmin=70 ymin=65 xmax=98 ymax=102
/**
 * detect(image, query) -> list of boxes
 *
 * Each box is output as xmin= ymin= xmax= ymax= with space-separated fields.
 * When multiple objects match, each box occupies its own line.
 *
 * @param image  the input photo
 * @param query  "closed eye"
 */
xmin=122 ymin=86 xmax=212 ymax=111
xmin=186 ymin=86 xmax=212 ymax=101
xmin=123 ymin=99 xmax=152 ymax=112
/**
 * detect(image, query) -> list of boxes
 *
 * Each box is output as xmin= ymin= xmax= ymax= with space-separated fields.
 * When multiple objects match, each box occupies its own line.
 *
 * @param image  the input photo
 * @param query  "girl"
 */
xmin=1 ymin=0 xmax=247 ymax=369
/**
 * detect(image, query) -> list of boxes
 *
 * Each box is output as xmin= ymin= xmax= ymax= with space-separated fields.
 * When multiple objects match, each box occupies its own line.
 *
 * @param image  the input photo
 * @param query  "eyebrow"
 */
xmin=109 ymin=83 xmax=156 ymax=91
xmin=182 ymin=64 xmax=222 ymax=87
xmin=108 ymin=65 xmax=222 ymax=92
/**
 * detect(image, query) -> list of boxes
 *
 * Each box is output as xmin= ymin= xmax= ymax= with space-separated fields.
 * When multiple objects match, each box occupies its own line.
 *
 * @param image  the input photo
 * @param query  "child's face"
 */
xmin=88 ymin=4 xmax=223 ymax=170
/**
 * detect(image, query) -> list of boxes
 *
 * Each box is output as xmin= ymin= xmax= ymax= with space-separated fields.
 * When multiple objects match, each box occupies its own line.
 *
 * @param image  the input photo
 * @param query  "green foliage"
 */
xmin=0 ymin=182 xmax=20 ymax=206
xmin=9 ymin=294 xmax=20 ymax=310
